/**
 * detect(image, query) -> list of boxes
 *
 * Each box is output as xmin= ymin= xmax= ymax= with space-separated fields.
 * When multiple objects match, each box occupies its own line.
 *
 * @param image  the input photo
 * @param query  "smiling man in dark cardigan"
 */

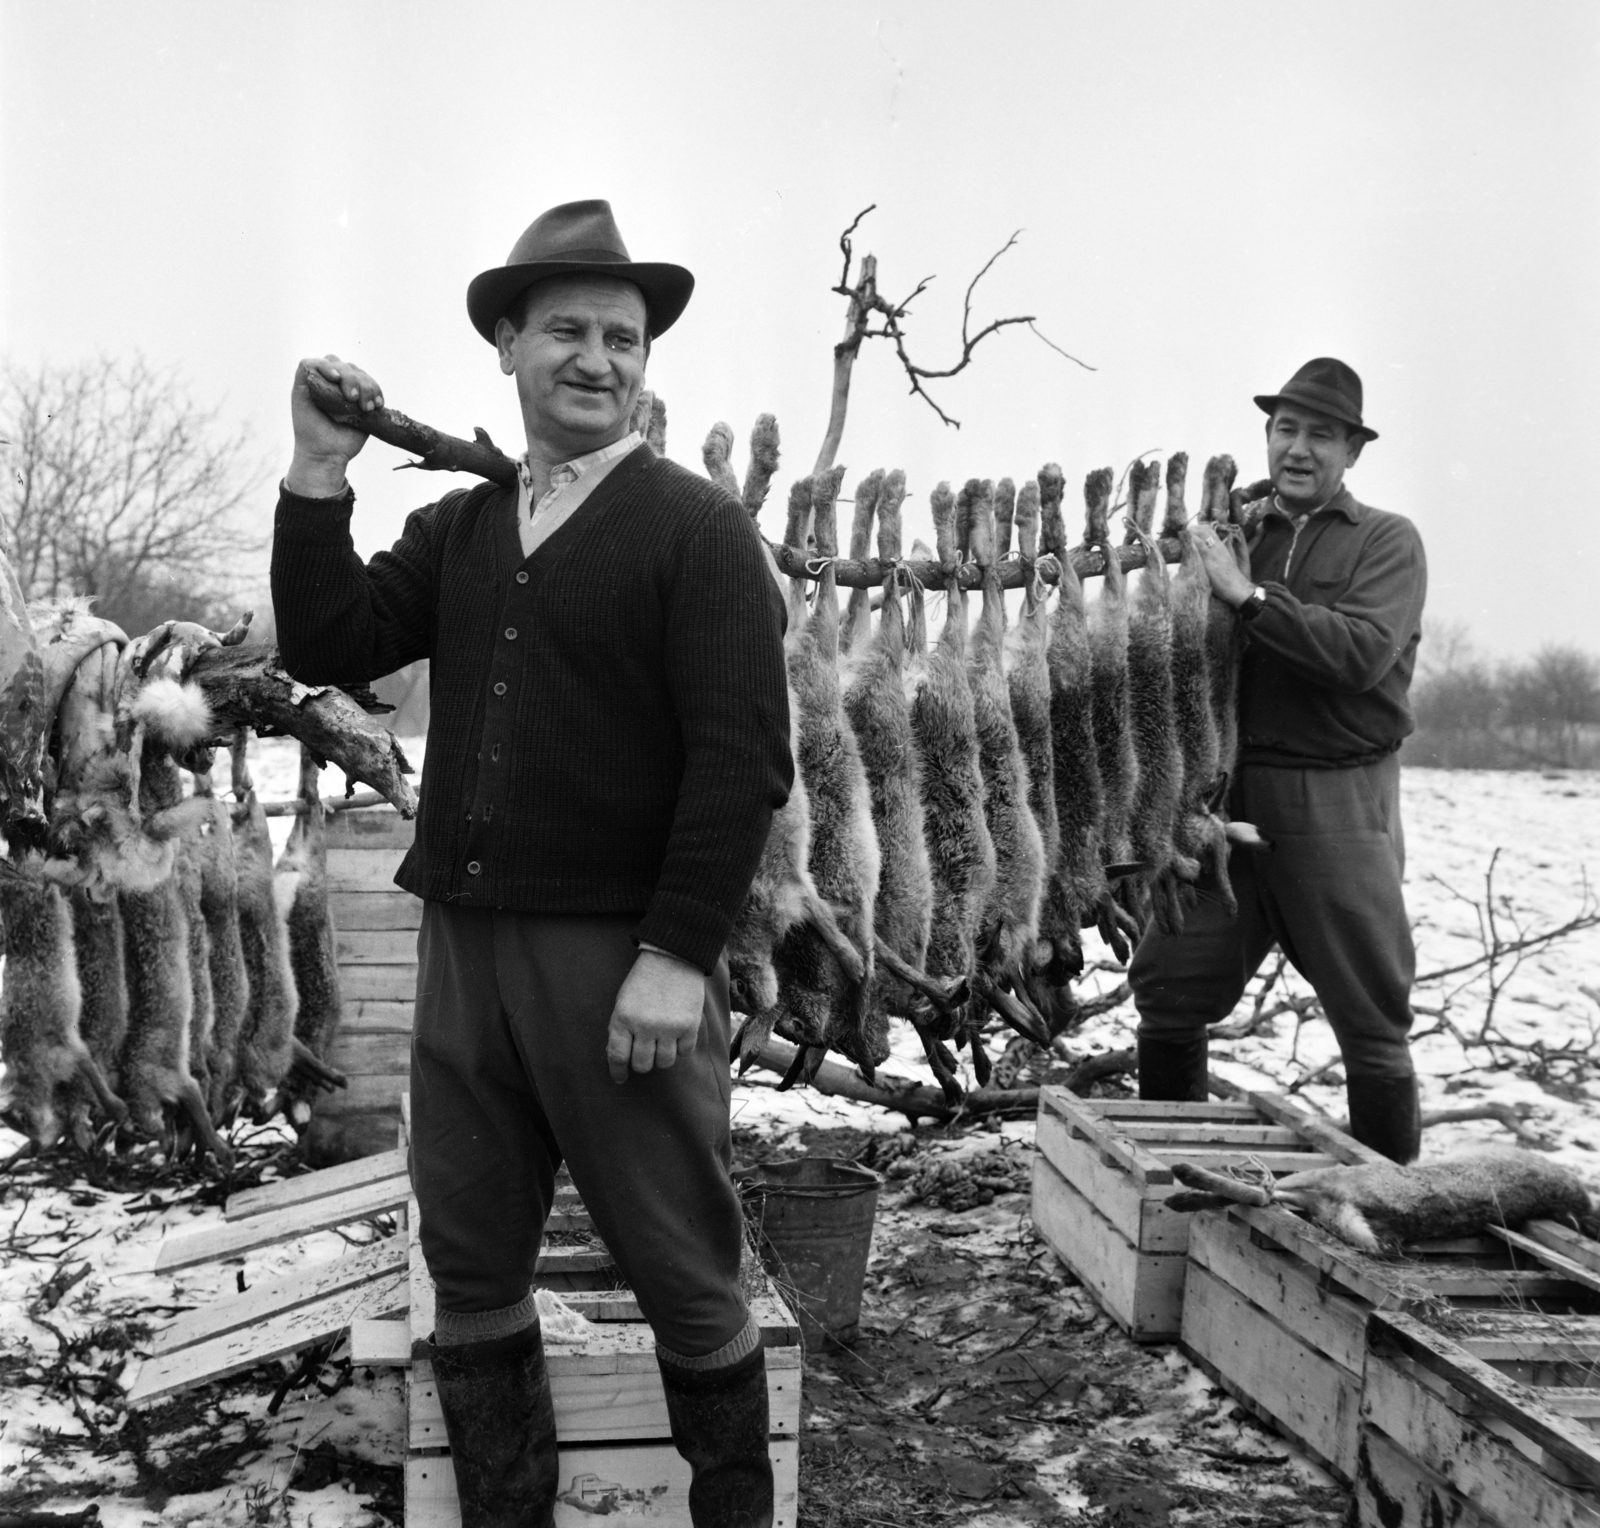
xmin=271 ymin=201 xmax=792 ymax=1528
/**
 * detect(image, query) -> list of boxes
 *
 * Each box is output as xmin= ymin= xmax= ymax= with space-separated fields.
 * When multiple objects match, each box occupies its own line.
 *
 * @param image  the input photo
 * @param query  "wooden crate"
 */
xmin=1353 ymin=1309 xmax=1600 ymax=1526
xmin=346 ymin=1107 xmax=801 ymax=1527
xmin=1182 ymin=1203 xmax=1600 ymax=1484
xmin=306 ymin=805 xmax=422 ymax=1165
xmin=1030 ymin=1087 xmax=1360 ymax=1340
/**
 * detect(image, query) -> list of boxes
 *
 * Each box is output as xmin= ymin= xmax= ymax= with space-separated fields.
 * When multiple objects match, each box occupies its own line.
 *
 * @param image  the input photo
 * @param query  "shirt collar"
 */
xmin=516 ymin=432 xmax=642 ymax=497
xmin=1264 ymin=485 xmax=1363 ymax=525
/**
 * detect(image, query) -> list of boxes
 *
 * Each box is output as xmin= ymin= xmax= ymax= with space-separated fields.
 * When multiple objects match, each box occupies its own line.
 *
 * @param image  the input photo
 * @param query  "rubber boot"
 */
xmin=430 ymin=1324 xmax=559 ymax=1528
xmin=658 ymin=1346 xmax=774 ymax=1528
xmin=1346 ymin=1073 xmax=1422 ymax=1164
xmin=1136 ymin=1031 xmax=1209 ymax=1101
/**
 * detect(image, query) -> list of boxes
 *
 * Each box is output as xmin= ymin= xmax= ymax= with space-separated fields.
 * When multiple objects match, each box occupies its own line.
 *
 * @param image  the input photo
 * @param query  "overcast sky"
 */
xmin=3 ymin=1 xmax=1597 ymax=656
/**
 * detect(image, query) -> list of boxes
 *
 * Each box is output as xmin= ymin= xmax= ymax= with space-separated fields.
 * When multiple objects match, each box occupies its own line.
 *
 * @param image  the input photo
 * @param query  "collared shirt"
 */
xmin=516 ymin=432 xmax=643 ymax=560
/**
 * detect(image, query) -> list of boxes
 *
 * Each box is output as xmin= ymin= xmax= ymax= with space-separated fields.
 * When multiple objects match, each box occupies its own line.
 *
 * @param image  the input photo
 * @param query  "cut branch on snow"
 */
xmin=749 ymin=1036 xmax=1038 ymax=1122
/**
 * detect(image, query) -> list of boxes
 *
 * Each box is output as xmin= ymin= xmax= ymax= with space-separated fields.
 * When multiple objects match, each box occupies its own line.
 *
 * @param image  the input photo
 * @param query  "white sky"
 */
xmin=3 ymin=1 xmax=1597 ymax=656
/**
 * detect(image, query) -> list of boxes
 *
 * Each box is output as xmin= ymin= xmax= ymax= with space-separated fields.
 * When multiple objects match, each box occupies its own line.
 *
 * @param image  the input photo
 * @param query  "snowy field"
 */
xmin=0 ymin=760 xmax=1595 ymax=1524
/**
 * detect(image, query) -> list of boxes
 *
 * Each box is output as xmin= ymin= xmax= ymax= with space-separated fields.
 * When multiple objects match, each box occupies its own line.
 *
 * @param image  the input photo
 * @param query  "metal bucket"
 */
xmin=737 ymin=1157 xmax=881 ymax=1348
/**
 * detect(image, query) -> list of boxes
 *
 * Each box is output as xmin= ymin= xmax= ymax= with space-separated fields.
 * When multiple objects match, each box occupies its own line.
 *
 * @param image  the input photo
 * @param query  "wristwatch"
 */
xmin=1239 ymin=585 xmax=1268 ymax=620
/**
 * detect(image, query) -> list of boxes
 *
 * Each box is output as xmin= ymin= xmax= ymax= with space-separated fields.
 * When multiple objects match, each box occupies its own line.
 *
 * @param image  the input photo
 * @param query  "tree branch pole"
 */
xmin=813 ymin=207 xmax=879 ymax=477
xmin=304 ymin=363 xmax=1182 ymax=586
xmin=303 ymin=371 xmax=518 ymax=489
xmin=770 ymin=537 xmax=1183 ymax=587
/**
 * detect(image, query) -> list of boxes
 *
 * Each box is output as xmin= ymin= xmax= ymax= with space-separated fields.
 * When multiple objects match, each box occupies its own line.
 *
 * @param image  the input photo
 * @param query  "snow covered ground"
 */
xmin=0 ymin=762 xmax=1595 ymax=1523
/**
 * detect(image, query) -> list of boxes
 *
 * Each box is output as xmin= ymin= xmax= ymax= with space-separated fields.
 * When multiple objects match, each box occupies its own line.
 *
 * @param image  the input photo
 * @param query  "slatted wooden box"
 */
xmin=1182 ymin=1205 xmax=1600 ymax=1485
xmin=1353 ymin=1309 xmax=1600 ymax=1527
xmin=1030 ymin=1086 xmax=1359 ymax=1341
xmin=306 ymin=804 xmax=422 ymax=1165
xmin=369 ymin=1099 xmax=804 ymax=1528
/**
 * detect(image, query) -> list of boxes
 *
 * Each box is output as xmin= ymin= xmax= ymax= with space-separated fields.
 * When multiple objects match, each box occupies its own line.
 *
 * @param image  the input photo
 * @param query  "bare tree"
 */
xmin=0 ymin=355 xmax=262 ymax=631
xmin=1504 ymin=645 xmax=1600 ymax=767
xmin=813 ymin=206 xmax=1092 ymax=475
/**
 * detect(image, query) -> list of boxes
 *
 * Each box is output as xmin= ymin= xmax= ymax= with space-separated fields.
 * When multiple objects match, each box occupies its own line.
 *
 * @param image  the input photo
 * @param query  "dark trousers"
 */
xmin=1130 ymin=755 xmax=1415 ymax=1080
xmin=409 ymin=905 xmax=752 ymax=1358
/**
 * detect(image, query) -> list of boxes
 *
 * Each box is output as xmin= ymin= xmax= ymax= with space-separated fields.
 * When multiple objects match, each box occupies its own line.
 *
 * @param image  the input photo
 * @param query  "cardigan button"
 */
xmin=466 ymin=860 xmax=482 ymax=875
xmin=505 ymin=627 xmax=517 ymax=640
xmin=515 ymin=571 xmax=530 ymax=584
xmin=493 ymin=681 xmax=507 ymax=697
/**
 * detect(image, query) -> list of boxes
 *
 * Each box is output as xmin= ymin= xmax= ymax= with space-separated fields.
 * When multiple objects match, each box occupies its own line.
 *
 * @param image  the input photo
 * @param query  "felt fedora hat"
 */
xmin=465 ymin=199 xmax=695 ymax=344
xmin=1254 ymin=356 xmax=1378 ymax=442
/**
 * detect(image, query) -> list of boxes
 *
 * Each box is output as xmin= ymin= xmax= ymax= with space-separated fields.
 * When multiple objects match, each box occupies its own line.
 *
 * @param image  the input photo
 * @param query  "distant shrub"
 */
xmin=1407 ymin=626 xmax=1600 ymax=769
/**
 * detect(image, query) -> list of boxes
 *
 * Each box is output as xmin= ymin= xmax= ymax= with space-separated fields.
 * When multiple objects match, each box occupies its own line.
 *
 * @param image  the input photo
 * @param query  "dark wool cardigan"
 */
xmin=270 ymin=445 xmax=793 ymax=972
xmin=1238 ymin=488 xmax=1427 ymax=767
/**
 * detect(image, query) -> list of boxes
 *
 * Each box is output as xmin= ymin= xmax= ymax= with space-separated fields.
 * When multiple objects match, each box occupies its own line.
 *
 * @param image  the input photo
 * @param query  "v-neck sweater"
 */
xmin=270 ymin=445 xmax=793 ymax=971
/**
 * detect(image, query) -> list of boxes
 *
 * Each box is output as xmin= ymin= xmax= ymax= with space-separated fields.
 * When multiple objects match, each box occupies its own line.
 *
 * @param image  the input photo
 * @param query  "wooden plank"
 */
xmin=1148 ymin=1147 xmax=1338 ymax=1173
xmin=1186 ymin=1210 xmax=1368 ymax=1376
xmin=1181 ymin=1260 xmax=1360 ymax=1481
xmin=358 ymin=1286 xmax=801 ymax=1367
xmin=342 ymin=965 xmax=422 ymax=1002
xmin=303 ymin=1074 xmax=410 ymax=1114
xmin=328 ymin=847 xmax=409 ymax=889
xmin=1234 ymin=1206 xmax=1451 ymax=1310
xmin=1238 ymin=1205 xmax=1587 ymax=1304
xmin=1031 ymin=1155 xmax=1184 ymax=1340
xmin=154 ymin=1236 xmax=405 ymax=1353
xmin=1544 ymin=1391 xmax=1600 ymax=1421
xmin=330 ymin=890 xmax=425 ymax=929
xmin=337 ymin=929 xmax=420 ymax=965
xmin=307 ymin=1108 xmax=406 ymax=1167
xmin=1364 ymin=1351 xmax=1600 ymax=1527
xmin=325 ymin=809 xmax=416 ymax=849
xmin=1354 ymin=1425 xmax=1499 ymax=1528
xmin=156 ymin=1177 xmax=411 ymax=1272
xmin=352 ymin=1317 xmax=412 ymax=1366
xmin=341 ymin=998 xmax=415 ymax=1032
xmin=1244 ymin=1090 xmax=1380 ymax=1166
xmin=400 ymin=1091 xmax=412 ymax=1145
xmin=405 ymin=1437 xmax=799 ymax=1528
xmin=124 ymin=1267 xmax=408 ymax=1405
xmin=410 ymin=1195 xmax=435 ymax=1354
xmin=1039 ymin=1088 xmax=1173 ymax=1186
xmin=1525 ymin=1221 xmax=1600 ymax=1278
xmin=226 ymin=1150 xmax=409 ymax=1220
xmin=409 ymin=1345 xmax=801 ymax=1448
xmin=1115 ymin=1123 xmax=1309 ymax=1147
xmin=327 ymin=1031 xmax=412 ymax=1076
xmin=1492 ymin=1226 xmax=1600 ymax=1298
xmin=1085 ymin=1099 xmax=1260 ymax=1121
xmin=1036 ymin=1104 xmax=1182 ymax=1253
xmin=1369 ymin=1311 xmax=1600 ymax=1491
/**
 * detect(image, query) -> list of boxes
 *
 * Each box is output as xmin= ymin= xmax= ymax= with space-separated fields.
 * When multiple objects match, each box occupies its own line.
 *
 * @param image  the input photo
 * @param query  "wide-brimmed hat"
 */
xmin=1254 ymin=357 xmax=1378 ymax=442
xmin=465 ymin=199 xmax=695 ymax=344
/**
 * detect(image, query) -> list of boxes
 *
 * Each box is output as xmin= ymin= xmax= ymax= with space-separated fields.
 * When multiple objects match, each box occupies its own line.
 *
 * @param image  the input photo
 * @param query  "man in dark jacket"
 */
xmin=272 ymin=201 xmax=792 ymax=1528
xmin=1129 ymin=357 xmax=1427 ymax=1163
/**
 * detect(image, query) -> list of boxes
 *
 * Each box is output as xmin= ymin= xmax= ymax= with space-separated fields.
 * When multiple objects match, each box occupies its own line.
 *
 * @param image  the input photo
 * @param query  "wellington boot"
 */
xmin=659 ymin=1346 xmax=774 ymax=1528
xmin=1347 ymin=1073 xmax=1421 ymax=1164
xmin=1136 ymin=1032 xmax=1210 ymax=1101
xmin=430 ymin=1324 xmax=558 ymax=1528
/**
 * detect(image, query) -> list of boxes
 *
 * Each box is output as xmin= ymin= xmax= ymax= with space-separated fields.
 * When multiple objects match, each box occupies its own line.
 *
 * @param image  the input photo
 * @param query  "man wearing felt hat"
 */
xmin=1129 ymin=357 xmax=1429 ymax=1166
xmin=272 ymin=201 xmax=791 ymax=1528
